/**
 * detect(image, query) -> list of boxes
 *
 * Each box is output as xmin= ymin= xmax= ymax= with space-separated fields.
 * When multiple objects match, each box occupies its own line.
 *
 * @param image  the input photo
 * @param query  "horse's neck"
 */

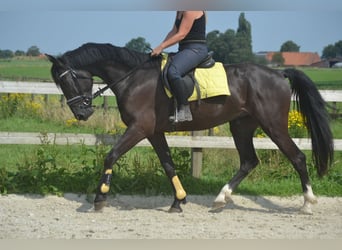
xmin=93 ymin=62 xmax=132 ymax=98
xmin=89 ymin=55 xmax=156 ymax=99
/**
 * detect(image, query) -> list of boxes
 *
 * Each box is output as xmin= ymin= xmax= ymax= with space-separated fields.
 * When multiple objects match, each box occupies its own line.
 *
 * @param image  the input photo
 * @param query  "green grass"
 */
xmin=301 ymin=67 xmax=342 ymax=89
xmin=331 ymin=119 xmax=342 ymax=138
xmin=0 ymin=115 xmax=102 ymax=134
xmin=1 ymin=57 xmax=342 ymax=89
xmin=0 ymin=57 xmax=52 ymax=81
xmin=1 ymin=142 xmax=341 ymax=196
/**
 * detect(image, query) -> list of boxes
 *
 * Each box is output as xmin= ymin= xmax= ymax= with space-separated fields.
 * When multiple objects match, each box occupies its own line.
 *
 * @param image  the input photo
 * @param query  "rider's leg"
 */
xmin=167 ymin=43 xmax=208 ymax=122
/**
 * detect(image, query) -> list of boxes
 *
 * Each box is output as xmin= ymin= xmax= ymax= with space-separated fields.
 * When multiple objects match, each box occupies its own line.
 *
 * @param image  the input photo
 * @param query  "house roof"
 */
xmin=266 ymin=52 xmax=321 ymax=66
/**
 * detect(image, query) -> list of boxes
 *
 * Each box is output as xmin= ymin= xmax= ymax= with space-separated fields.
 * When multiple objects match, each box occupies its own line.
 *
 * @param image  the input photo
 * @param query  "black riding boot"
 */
xmin=170 ymin=78 xmax=193 ymax=122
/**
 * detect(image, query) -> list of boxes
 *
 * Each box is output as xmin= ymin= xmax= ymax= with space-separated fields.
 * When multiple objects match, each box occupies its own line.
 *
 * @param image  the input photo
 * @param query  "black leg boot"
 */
xmin=170 ymin=78 xmax=193 ymax=122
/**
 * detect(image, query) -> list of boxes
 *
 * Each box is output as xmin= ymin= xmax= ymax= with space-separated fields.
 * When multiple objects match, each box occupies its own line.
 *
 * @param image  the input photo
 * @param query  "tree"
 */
xmin=207 ymin=29 xmax=235 ymax=63
xmin=335 ymin=40 xmax=342 ymax=56
xmin=253 ymin=55 xmax=268 ymax=65
xmin=26 ymin=45 xmax=40 ymax=56
xmin=322 ymin=40 xmax=342 ymax=59
xmin=206 ymin=30 xmax=222 ymax=61
xmin=272 ymin=52 xmax=285 ymax=66
xmin=230 ymin=12 xmax=254 ymax=63
xmin=15 ymin=50 xmax=25 ymax=56
xmin=322 ymin=44 xmax=338 ymax=59
xmin=280 ymin=40 xmax=300 ymax=52
xmin=0 ymin=49 xmax=14 ymax=58
xmin=206 ymin=12 xmax=254 ymax=64
xmin=125 ymin=37 xmax=151 ymax=53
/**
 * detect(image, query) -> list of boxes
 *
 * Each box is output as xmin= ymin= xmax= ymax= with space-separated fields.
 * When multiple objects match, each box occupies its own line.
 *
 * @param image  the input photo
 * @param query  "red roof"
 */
xmin=266 ymin=52 xmax=321 ymax=66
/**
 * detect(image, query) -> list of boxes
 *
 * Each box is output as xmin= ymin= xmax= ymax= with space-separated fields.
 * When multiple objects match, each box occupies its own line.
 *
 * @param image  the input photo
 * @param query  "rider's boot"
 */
xmin=170 ymin=78 xmax=193 ymax=122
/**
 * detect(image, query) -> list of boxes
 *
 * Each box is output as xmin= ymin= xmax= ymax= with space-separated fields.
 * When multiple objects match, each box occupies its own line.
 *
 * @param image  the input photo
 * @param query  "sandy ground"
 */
xmin=0 ymin=194 xmax=341 ymax=239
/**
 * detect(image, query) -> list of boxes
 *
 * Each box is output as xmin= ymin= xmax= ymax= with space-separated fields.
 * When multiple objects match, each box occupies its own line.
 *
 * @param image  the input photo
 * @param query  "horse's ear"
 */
xmin=45 ymin=54 xmax=64 ymax=67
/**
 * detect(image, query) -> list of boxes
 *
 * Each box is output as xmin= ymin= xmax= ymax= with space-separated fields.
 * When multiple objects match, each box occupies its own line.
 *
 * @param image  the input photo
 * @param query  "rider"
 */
xmin=151 ymin=11 xmax=208 ymax=122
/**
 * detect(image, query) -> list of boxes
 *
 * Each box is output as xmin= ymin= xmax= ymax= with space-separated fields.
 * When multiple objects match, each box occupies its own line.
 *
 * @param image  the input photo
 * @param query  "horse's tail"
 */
xmin=283 ymin=68 xmax=334 ymax=177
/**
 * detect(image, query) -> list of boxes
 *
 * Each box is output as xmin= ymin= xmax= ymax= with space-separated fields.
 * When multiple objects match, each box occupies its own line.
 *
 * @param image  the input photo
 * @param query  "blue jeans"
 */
xmin=167 ymin=43 xmax=208 ymax=82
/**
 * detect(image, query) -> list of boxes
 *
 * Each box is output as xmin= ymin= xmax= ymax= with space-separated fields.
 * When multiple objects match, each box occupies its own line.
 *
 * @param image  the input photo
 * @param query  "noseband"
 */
xmin=59 ymin=69 xmax=93 ymax=109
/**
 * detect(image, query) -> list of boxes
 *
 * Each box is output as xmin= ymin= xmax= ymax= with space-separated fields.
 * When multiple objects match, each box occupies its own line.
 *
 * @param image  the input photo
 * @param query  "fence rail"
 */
xmin=1 ymin=132 xmax=341 ymax=150
xmin=0 ymin=81 xmax=114 ymax=96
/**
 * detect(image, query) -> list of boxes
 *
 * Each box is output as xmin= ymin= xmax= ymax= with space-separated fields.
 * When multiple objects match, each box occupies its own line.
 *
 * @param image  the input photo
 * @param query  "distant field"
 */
xmin=301 ymin=68 xmax=342 ymax=89
xmin=1 ymin=57 xmax=342 ymax=89
xmin=0 ymin=57 xmax=51 ymax=81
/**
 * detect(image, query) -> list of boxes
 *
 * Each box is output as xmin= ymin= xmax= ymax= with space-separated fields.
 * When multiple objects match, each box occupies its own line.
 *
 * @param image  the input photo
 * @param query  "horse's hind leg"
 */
xmin=264 ymin=125 xmax=317 ymax=214
xmin=213 ymin=117 xmax=259 ymax=210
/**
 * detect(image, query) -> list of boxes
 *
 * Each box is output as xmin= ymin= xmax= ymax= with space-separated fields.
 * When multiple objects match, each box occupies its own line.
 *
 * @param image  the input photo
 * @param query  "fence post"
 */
xmin=60 ymin=95 xmax=65 ymax=108
xmin=332 ymin=101 xmax=338 ymax=118
xmin=191 ymin=130 xmax=204 ymax=178
xmin=103 ymin=96 xmax=108 ymax=112
xmin=44 ymin=94 xmax=48 ymax=104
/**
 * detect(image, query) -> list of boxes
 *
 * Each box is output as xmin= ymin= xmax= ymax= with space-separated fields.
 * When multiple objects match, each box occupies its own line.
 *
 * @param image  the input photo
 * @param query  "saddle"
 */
xmin=162 ymin=51 xmax=215 ymax=104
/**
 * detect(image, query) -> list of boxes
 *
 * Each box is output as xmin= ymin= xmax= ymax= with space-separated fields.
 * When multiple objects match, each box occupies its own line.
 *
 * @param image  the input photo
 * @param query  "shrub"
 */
xmin=0 ymin=93 xmax=43 ymax=118
xmin=254 ymin=109 xmax=307 ymax=171
xmin=255 ymin=109 xmax=307 ymax=138
xmin=0 ymin=93 xmax=25 ymax=118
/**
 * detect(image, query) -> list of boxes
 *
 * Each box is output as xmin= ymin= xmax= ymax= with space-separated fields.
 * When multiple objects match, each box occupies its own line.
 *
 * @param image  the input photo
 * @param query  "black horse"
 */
xmin=46 ymin=43 xmax=333 ymax=214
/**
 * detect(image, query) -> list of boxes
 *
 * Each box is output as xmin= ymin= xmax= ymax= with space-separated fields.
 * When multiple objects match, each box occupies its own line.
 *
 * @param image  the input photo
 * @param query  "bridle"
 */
xmin=58 ymin=56 xmax=155 ymax=109
xmin=59 ymin=68 xmax=93 ymax=109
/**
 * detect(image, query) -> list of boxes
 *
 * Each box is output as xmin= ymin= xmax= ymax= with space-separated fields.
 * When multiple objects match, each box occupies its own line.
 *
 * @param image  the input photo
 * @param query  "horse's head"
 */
xmin=46 ymin=54 xmax=95 ymax=121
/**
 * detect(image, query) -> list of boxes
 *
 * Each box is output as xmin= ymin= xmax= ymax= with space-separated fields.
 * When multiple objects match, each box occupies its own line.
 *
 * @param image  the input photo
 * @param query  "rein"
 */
xmin=93 ymin=55 xmax=155 ymax=99
xmin=92 ymin=62 xmax=144 ymax=99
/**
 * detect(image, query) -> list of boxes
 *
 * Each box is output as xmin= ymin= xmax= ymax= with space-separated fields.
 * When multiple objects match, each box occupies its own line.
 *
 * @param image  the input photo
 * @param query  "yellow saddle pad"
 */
xmin=161 ymin=54 xmax=230 ymax=101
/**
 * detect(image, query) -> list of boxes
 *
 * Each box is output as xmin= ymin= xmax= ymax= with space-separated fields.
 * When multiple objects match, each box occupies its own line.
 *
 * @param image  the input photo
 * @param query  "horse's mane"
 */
xmin=60 ymin=43 xmax=151 ymax=68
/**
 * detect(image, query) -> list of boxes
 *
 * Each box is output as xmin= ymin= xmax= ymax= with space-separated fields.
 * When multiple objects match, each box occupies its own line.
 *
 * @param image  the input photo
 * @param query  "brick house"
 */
xmin=265 ymin=52 xmax=321 ymax=67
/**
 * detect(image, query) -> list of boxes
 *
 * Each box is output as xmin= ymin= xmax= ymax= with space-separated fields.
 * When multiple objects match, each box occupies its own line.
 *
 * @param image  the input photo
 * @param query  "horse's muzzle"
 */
xmin=71 ymin=106 xmax=94 ymax=121
xmin=67 ymin=95 xmax=94 ymax=121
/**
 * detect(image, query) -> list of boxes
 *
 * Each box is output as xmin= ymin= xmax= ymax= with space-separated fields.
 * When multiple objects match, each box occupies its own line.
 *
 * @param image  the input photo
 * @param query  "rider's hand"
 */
xmin=151 ymin=45 xmax=163 ymax=57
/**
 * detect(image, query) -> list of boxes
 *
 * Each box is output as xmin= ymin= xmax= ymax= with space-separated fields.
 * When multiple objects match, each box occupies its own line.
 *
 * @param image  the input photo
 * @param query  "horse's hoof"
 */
xmin=94 ymin=201 xmax=107 ymax=212
xmin=210 ymin=201 xmax=226 ymax=212
xmin=299 ymin=207 xmax=313 ymax=215
xmin=299 ymin=204 xmax=313 ymax=215
xmin=168 ymin=207 xmax=183 ymax=213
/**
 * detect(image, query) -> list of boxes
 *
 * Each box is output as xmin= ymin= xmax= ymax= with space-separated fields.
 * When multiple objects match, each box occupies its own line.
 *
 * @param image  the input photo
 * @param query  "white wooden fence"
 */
xmin=1 ymin=80 xmax=342 ymax=101
xmin=3 ymin=132 xmax=336 ymax=149
xmin=0 ymin=81 xmax=113 ymax=96
xmin=1 ymin=81 xmax=342 ymax=177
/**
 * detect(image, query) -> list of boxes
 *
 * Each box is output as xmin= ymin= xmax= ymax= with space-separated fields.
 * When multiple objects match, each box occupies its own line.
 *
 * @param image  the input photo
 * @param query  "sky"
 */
xmin=1 ymin=0 xmax=342 ymax=56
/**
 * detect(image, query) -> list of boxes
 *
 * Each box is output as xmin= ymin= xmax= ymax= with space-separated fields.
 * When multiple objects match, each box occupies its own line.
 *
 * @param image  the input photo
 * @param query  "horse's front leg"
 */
xmin=148 ymin=133 xmax=187 ymax=212
xmin=94 ymin=126 xmax=146 ymax=211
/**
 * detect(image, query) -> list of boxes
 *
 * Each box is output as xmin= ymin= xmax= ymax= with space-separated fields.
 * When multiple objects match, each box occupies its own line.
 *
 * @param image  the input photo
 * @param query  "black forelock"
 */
xmin=59 ymin=43 xmax=151 ymax=69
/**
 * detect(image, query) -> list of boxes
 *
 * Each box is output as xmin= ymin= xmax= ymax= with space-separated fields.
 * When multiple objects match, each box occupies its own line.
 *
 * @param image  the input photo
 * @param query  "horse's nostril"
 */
xmin=76 ymin=114 xmax=85 ymax=121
